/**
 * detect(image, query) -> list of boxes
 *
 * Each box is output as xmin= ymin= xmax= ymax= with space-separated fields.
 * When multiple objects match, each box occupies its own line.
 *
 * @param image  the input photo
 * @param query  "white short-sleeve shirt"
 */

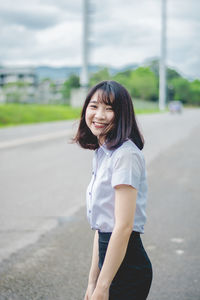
xmin=86 ymin=139 xmax=148 ymax=233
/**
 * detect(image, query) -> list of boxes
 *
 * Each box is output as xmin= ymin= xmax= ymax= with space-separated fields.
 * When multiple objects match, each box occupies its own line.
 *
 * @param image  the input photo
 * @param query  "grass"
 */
xmin=0 ymin=101 xmax=163 ymax=128
xmin=0 ymin=104 xmax=82 ymax=128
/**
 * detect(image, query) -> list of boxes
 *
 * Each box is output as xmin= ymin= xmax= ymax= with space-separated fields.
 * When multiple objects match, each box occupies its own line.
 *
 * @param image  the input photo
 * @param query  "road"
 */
xmin=0 ymin=108 xmax=200 ymax=299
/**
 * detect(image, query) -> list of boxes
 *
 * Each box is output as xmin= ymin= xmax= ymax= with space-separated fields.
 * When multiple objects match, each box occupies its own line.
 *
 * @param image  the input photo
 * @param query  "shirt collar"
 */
xmin=99 ymin=143 xmax=113 ymax=157
xmin=98 ymin=139 xmax=130 ymax=156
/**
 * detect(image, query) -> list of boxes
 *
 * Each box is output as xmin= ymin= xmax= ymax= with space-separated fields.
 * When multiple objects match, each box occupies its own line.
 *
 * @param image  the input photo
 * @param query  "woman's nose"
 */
xmin=95 ymin=108 xmax=105 ymax=119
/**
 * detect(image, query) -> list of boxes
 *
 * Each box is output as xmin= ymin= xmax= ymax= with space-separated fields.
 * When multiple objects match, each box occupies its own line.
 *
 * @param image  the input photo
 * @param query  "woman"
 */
xmin=74 ymin=80 xmax=152 ymax=299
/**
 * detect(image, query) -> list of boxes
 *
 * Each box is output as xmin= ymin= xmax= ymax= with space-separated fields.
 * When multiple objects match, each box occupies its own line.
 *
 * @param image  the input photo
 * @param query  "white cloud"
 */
xmin=0 ymin=0 xmax=200 ymax=78
xmin=34 ymin=21 xmax=82 ymax=65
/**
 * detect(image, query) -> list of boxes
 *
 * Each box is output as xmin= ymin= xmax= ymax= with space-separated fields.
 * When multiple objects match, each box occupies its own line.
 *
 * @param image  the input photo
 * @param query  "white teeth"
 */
xmin=94 ymin=122 xmax=105 ymax=125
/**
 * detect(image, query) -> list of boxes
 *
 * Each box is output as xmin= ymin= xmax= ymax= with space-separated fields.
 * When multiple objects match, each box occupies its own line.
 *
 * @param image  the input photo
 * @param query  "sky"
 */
xmin=0 ymin=0 xmax=200 ymax=79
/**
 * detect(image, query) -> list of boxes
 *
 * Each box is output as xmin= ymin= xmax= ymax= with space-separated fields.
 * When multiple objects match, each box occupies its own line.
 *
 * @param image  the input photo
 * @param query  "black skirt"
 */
xmin=98 ymin=231 xmax=153 ymax=300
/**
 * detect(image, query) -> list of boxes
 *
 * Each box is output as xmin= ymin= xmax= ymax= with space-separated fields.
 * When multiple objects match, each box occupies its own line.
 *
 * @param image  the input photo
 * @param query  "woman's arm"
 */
xmin=88 ymin=230 xmax=100 ymax=284
xmin=84 ymin=230 xmax=100 ymax=299
xmin=92 ymin=184 xmax=137 ymax=298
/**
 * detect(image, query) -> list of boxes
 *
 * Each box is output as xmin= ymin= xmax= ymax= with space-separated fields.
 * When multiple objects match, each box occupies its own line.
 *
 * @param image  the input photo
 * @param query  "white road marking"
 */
xmin=146 ymin=245 xmax=156 ymax=251
xmin=170 ymin=238 xmax=184 ymax=243
xmin=1 ymin=109 xmax=199 ymax=263
xmin=0 ymin=129 xmax=73 ymax=149
xmin=175 ymin=250 xmax=184 ymax=255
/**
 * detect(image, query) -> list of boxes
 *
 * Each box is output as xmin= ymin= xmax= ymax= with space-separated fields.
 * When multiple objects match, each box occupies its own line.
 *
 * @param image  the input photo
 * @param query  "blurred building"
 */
xmin=0 ymin=67 xmax=38 ymax=103
xmin=0 ymin=67 xmax=64 ymax=104
xmin=0 ymin=67 xmax=37 ymax=87
xmin=35 ymin=79 xmax=64 ymax=104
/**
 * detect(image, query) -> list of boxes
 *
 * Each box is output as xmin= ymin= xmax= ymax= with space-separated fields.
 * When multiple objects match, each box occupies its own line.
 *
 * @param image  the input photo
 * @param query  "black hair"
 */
xmin=73 ymin=80 xmax=144 ymax=150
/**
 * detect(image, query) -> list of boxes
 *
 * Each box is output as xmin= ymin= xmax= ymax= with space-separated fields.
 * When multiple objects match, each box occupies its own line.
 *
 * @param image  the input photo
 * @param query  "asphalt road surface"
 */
xmin=0 ymin=109 xmax=200 ymax=299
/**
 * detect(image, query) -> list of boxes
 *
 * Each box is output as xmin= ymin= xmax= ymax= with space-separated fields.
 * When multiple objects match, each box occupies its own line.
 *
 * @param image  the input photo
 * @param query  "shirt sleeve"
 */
xmin=111 ymin=150 xmax=143 ymax=189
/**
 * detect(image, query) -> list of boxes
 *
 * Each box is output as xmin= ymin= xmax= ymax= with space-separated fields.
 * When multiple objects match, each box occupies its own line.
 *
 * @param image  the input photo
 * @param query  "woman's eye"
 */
xmin=90 ymin=105 xmax=97 ymax=108
xmin=106 ymin=107 xmax=113 ymax=111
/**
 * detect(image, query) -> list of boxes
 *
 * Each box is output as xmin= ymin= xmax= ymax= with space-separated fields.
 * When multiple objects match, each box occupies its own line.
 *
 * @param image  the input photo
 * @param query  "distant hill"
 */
xmin=36 ymin=64 xmax=139 ymax=80
xmin=36 ymin=66 xmax=81 ymax=80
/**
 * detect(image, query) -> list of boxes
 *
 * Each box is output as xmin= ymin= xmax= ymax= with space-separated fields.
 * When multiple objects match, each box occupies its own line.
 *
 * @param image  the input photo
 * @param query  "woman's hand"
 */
xmin=84 ymin=282 xmax=96 ymax=300
xmin=90 ymin=286 xmax=109 ymax=300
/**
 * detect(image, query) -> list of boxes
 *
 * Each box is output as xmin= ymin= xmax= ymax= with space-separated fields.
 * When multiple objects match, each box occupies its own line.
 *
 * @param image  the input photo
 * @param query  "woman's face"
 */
xmin=85 ymin=90 xmax=115 ymax=144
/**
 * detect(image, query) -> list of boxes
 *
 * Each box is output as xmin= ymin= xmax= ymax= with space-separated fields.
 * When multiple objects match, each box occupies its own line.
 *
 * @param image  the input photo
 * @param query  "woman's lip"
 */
xmin=93 ymin=122 xmax=106 ymax=125
xmin=93 ymin=122 xmax=107 ymax=128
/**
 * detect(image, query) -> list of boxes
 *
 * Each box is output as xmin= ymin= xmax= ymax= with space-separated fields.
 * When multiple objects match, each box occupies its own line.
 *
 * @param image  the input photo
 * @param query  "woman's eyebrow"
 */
xmin=89 ymin=99 xmax=112 ymax=105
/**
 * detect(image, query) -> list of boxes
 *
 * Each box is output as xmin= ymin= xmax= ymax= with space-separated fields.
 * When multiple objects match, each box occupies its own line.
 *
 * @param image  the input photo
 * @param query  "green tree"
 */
xmin=149 ymin=59 xmax=160 ymax=78
xmin=149 ymin=59 xmax=182 ymax=80
xmin=167 ymin=68 xmax=181 ymax=80
xmin=113 ymin=67 xmax=158 ymax=101
xmin=170 ymin=77 xmax=190 ymax=103
xmin=149 ymin=60 xmax=183 ymax=101
xmin=128 ymin=67 xmax=158 ymax=101
xmin=166 ymin=68 xmax=183 ymax=101
xmin=113 ymin=70 xmax=132 ymax=92
xmin=89 ymin=68 xmax=110 ymax=87
xmin=68 ymin=74 xmax=80 ymax=88
xmin=189 ymin=80 xmax=200 ymax=105
xmin=61 ymin=74 xmax=80 ymax=101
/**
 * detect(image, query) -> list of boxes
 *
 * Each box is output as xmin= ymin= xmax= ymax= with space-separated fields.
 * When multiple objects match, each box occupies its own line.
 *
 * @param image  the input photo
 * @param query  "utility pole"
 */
xmin=159 ymin=0 xmax=167 ymax=111
xmin=80 ymin=0 xmax=89 ymax=87
xmin=71 ymin=0 xmax=90 ymax=107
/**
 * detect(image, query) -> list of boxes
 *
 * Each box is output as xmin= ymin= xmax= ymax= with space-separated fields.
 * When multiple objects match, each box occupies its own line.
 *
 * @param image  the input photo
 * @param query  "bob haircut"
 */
xmin=73 ymin=80 xmax=144 ymax=150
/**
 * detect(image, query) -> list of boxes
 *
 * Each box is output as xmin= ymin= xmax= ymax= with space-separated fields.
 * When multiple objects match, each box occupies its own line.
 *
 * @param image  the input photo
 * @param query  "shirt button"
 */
xmin=89 ymin=192 xmax=91 ymax=196
xmin=89 ymin=210 xmax=91 ymax=213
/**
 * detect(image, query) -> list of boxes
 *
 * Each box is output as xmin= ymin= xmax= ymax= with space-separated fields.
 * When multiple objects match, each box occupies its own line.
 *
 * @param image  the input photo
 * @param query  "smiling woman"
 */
xmin=73 ymin=80 xmax=152 ymax=300
xmin=73 ymin=80 xmax=144 ymax=151
xmin=85 ymin=90 xmax=115 ymax=145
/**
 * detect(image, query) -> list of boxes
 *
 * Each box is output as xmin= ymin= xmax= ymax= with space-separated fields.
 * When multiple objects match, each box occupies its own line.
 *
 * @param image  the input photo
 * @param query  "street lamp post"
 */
xmin=159 ymin=0 xmax=167 ymax=111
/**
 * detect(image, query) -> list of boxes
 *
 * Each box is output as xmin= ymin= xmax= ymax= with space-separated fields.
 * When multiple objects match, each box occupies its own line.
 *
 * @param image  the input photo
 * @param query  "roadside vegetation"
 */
xmin=0 ymin=104 xmax=82 ymax=128
xmin=0 ymin=101 xmax=160 ymax=128
xmin=0 ymin=59 xmax=199 ymax=127
xmin=88 ymin=60 xmax=200 ymax=106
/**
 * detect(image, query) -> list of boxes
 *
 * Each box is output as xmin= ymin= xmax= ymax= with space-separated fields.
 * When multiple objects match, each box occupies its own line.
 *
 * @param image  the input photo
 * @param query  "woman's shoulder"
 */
xmin=108 ymin=140 xmax=146 ymax=177
xmin=111 ymin=139 xmax=145 ymax=165
xmin=114 ymin=139 xmax=143 ymax=156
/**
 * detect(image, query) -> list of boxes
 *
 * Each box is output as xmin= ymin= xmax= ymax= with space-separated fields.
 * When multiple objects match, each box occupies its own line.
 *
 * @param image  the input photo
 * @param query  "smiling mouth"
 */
xmin=93 ymin=122 xmax=107 ymax=128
